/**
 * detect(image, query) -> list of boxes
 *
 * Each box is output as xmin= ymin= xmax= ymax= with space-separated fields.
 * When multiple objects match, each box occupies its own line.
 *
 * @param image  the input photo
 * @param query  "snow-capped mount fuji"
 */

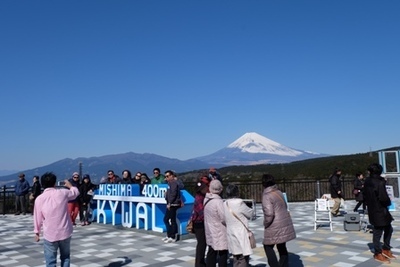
xmin=195 ymin=132 xmax=327 ymax=166
xmin=227 ymin=132 xmax=303 ymax=156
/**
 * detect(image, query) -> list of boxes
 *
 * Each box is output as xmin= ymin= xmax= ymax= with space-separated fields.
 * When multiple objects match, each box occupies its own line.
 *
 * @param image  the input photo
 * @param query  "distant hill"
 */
xmin=0 ymin=152 xmax=210 ymax=186
xmin=179 ymin=151 xmax=387 ymax=182
xmin=0 ymin=132 xmax=327 ymax=186
xmin=0 ymin=170 xmax=19 ymax=176
xmin=1 ymin=132 xmax=397 ymax=186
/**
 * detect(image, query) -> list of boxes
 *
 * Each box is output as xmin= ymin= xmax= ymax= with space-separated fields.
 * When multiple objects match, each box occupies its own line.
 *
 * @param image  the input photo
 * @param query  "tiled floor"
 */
xmin=1 ymin=199 xmax=399 ymax=267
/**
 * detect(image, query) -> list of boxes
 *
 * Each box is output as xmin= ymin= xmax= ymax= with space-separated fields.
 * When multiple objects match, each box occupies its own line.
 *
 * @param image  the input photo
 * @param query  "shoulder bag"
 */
xmin=271 ymin=190 xmax=291 ymax=218
xmin=226 ymin=201 xmax=256 ymax=249
xmin=186 ymin=198 xmax=213 ymax=234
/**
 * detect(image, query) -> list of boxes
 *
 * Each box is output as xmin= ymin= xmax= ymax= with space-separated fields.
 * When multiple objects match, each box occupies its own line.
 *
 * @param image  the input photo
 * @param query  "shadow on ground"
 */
xmin=105 ymin=256 xmax=132 ymax=267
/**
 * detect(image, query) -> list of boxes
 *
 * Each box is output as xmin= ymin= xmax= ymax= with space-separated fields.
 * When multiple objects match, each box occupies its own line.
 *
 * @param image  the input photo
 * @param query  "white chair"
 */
xmin=314 ymin=198 xmax=333 ymax=231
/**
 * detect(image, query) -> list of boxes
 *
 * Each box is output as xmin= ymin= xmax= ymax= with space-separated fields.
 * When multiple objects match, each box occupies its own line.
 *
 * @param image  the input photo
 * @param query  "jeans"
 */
xmin=373 ymin=224 xmax=393 ymax=254
xmin=43 ymin=236 xmax=71 ymax=267
xmin=67 ymin=202 xmax=79 ymax=224
xmin=354 ymin=201 xmax=366 ymax=212
xmin=163 ymin=206 xmax=178 ymax=238
xmin=15 ymin=195 xmax=27 ymax=214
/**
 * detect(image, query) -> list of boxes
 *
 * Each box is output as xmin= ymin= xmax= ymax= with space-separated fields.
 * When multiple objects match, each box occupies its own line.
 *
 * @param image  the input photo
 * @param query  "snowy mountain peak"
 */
xmin=227 ymin=132 xmax=303 ymax=156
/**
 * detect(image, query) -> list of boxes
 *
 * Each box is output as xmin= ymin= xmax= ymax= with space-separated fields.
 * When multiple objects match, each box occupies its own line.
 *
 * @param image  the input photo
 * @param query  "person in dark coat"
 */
xmin=163 ymin=170 xmax=182 ymax=243
xmin=363 ymin=163 xmax=394 ymax=263
xmin=79 ymin=174 xmax=95 ymax=226
xmin=329 ymin=168 xmax=343 ymax=216
xmin=121 ymin=170 xmax=133 ymax=184
xmin=30 ymin=175 xmax=42 ymax=214
xmin=353 ymin=172 xmax=365 ymax=212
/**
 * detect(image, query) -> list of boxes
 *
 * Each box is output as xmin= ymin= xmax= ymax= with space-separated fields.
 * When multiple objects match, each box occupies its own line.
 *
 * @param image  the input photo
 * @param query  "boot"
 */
xmin=374 ymin=253 xmax=390 ymax=263
xmin=382 ymin=249 xmax=396 ymax=259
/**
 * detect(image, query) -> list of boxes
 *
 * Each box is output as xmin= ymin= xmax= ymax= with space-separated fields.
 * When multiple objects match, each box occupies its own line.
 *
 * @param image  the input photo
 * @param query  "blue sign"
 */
xmin=92 ymin=184 xmax=194 ymax=235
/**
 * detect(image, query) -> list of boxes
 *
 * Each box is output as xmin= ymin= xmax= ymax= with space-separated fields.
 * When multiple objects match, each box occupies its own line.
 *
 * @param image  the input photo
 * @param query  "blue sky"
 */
xmin=1 ymin=1 xmax=399 ymax=171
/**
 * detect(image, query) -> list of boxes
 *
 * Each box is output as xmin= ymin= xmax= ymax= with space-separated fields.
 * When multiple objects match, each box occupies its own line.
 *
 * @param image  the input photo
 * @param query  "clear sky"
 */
xmin=1 ymin=1 xmax=399 ymax=171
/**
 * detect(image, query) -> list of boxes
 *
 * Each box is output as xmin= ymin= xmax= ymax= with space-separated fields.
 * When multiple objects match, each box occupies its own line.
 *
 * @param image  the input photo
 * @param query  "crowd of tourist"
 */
xmin=14 ymin=162 xmax=396 ymax=266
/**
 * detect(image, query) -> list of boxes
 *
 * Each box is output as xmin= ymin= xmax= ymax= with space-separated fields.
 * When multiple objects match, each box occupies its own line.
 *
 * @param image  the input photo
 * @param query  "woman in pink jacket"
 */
xmin=204 ymin=180 xmax=228 ymax=267
xmin=262 ymin=174 xmax=296 ymax=267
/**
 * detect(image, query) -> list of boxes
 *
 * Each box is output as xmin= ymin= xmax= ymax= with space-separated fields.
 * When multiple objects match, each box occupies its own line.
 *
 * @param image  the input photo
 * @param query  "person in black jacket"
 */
xmin=353 ymin=172 xmax=365 ymax=212
xmin=329 ymin=168 xmax=343 ymax=217
xmin=163 ymin=170 xmax=181 ymax=243
xmin=79 ymin=174 xmax=95 ymax=226
xmin=30 ymin=175 xmax=42 ymax=214
xmin=363 ymin=163 xmax=394 ymax=263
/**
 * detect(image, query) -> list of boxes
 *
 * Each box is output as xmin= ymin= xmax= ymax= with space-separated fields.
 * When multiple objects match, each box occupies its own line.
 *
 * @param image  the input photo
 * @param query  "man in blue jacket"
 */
xmin=15 ymin=173 xmax=30 ymax=215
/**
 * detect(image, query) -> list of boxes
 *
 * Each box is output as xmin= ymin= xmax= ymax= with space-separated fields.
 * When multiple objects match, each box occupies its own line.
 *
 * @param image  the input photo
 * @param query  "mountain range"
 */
xmin=0 ymin=132 xmax=328 ymax=185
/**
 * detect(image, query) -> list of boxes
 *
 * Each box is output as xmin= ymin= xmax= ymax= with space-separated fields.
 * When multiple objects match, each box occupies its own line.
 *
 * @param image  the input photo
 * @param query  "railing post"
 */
xmin=2 ymin=185 xmax=6 ymax=216
xmin=316 ymin=180 xmax=321 ymax=199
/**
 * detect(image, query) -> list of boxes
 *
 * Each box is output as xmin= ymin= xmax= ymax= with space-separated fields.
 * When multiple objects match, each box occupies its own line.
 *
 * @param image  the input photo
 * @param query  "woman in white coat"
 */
xmin=204 ymin=180 xmax=228 ymax=267
xmin=224 ymin=184 xmax=254 ymax=267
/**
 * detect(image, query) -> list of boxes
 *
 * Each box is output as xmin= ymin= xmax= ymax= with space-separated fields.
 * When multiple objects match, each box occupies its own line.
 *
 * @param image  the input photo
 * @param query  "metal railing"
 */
xmin=184 ymin=177 xmax=399 ymax=203
xmin=2 ymin=177 xmax=398 ymax=214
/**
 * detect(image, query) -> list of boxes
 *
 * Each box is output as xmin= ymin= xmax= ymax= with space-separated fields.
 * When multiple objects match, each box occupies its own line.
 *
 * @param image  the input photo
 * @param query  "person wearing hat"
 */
xmin=67 ymin=172 xmax=81 ymax=225
xmin=15 ymin=173 xmax=30 ymax=215
xmin=204 ymin=179 xmax=228 ymax=267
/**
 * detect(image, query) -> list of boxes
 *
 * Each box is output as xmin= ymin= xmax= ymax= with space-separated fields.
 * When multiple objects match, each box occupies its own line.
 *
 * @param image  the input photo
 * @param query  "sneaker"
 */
xmin=164 ymin=237 xmax=176 ymax=243
xmin=374 ymin=253 xmax=391 ymax=263
xmin=382 ymin=249 xmax=396 ymax=259
xmin=161 ymin=236 xmax=169 ymax=241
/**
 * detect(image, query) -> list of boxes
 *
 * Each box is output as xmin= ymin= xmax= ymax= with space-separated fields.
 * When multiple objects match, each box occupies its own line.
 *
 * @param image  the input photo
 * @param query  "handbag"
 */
xmin=352 ymin=189 xmax=359 ymax=195
xmin=186 ymin=218 xmax=194 ymax=233
xmin=226 ymin=201 xmax=256 ymax=249
xmin=248 ymin=231 xmax=257 ymax=249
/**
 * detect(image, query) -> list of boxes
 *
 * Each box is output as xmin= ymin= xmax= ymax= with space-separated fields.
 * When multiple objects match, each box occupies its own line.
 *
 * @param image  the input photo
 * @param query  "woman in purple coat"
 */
xmin=262 ymin=174 xmax=296 ymax=267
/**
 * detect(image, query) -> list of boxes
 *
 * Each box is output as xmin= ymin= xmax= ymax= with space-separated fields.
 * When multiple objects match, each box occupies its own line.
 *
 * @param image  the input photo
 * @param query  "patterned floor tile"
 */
xmin=1 ymin=199 xmax=400 ymax=266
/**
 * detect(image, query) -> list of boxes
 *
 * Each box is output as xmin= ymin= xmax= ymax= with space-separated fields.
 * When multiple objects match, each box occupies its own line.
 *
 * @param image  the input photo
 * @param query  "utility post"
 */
xmin=79 ymin=162 xmax=83 ymax=179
